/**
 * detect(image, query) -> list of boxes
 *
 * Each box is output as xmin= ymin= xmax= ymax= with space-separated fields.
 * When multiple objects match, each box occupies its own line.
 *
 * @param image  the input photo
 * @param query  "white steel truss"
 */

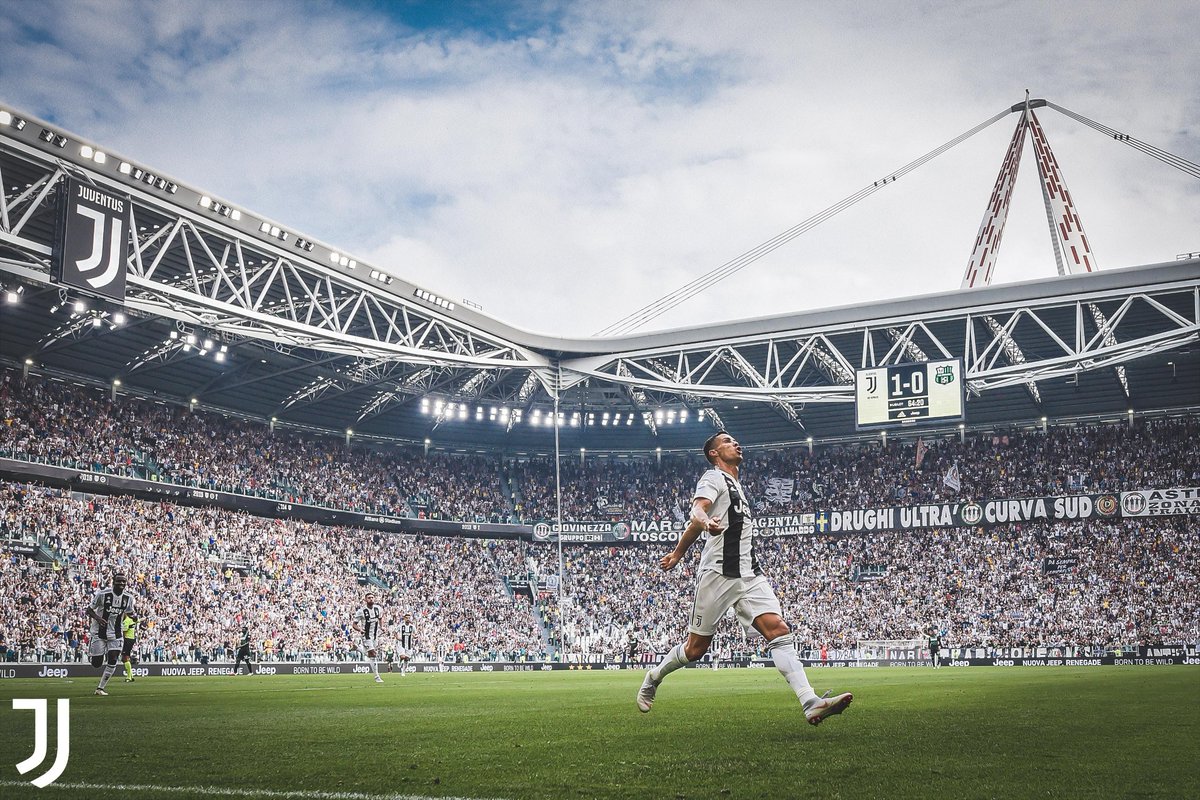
xmin=0 ymin=139 xmax=549 ymax=376
xmin=2 ymin=109 xmax=1197 ymax=436
xmin=560 ymin=283 xmax=1200 ymax=414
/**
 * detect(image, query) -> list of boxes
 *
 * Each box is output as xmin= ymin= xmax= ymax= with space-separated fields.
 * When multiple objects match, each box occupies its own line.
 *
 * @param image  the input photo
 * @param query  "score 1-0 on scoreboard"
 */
xmin=855 ymin=358 xmax=964 ymax=429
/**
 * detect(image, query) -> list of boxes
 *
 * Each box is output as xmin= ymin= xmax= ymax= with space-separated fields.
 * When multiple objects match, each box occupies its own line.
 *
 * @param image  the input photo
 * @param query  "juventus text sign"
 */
xmin=53 ymin=177 xmax=130 ymax=302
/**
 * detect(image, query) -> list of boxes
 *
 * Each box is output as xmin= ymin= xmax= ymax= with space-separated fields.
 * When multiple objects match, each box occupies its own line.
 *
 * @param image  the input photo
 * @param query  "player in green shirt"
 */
xmin=121 ymin=614 xmax=138 ymax=682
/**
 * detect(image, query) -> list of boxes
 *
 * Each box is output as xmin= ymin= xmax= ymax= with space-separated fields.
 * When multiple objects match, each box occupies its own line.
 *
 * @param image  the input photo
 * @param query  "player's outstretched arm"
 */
xmin=660 ymin=498 xmax=718 ymax=571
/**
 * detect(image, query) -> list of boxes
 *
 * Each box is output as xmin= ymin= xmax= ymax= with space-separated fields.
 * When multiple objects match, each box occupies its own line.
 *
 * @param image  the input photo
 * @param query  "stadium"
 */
xmin=2 ymin=7 xmax=1199 ymax=799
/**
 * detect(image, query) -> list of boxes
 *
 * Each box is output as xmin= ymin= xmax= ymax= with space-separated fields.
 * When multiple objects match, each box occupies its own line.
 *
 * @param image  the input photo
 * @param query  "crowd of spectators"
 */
xmin=0 ymin=369 xmax=509 ymax=522
xmin=0 ymin=481 xmax=547 ymax=664
xmin=1 ymin=368 xmax=1197 ymax=665
xmin=4 ymin=368 xmax=1199 ymax=527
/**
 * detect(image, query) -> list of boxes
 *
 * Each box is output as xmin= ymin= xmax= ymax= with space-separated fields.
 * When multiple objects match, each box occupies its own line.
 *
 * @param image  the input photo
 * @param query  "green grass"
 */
xmin=1 ymin=667 xmax=1197 ymax=799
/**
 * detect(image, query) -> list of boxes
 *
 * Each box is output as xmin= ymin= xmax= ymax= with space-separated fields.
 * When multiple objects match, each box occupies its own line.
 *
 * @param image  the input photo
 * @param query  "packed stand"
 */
xmin=0 ymin=369 xmax=511 ymax=522
xmin=0 ymin=481 xmax=546 ymax=663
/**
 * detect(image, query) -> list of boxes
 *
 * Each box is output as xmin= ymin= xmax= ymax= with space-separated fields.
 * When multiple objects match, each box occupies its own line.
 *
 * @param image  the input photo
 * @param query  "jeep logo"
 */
xmin=37 ymin=667 xmax=69 ymax=678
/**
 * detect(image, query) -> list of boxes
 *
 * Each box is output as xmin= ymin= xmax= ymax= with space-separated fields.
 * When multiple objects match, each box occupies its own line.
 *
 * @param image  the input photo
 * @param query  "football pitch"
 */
xmin=1 ymin=667 xmax=1196 ymax=799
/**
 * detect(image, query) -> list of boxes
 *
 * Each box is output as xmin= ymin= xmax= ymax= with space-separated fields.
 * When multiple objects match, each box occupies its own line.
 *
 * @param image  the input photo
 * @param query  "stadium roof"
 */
xmin=2 ymin=102 xmax=1198 ymax=454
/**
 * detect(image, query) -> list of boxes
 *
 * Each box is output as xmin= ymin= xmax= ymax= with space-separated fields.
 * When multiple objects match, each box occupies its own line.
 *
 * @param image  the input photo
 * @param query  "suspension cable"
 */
xmin=1047 ymin=102 xmax=1200 ymax=180
xmin=594 ymin=107 xmax=1014 ymax=337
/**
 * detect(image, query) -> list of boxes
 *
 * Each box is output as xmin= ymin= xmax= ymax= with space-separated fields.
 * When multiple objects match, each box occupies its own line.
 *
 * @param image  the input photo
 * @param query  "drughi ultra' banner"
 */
xmin=814 ymin=489 xmax=1199 ymax=534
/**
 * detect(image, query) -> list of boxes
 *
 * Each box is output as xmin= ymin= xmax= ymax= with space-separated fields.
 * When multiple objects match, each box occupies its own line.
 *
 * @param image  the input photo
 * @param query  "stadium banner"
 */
xmin=3 ymin=652 xmax=1197 ymax=679
xmin=52 ymin=175 xmax=131 ymax=303
xmin=532 ymin=513 xmax=817 ymax=544
xmin=0 ymin=458 xmax=529 ymax=540
xmin=1119 ymin=488 xmax=1200 ymax=517
xmin=814 ymin=492 xmax=1128 ymax=534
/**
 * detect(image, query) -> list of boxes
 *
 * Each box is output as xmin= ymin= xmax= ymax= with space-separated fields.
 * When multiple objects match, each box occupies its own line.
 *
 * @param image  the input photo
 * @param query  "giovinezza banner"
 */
xmin=532 ymin=514 xmax=817 ymax=544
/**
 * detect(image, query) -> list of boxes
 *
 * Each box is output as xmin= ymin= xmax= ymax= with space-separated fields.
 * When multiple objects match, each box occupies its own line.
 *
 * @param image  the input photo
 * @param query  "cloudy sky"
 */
xmin=2 ymin=0 xmax=1196 ymax=337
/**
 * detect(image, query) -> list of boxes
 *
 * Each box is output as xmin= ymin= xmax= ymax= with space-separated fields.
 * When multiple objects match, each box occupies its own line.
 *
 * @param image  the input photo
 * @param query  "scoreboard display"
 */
xmin=855 ymin=358 xmax=964 ymax=429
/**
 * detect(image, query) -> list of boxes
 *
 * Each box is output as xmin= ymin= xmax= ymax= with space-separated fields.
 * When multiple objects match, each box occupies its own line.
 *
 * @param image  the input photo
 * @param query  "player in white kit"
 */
xmin=636 ymin=431 xmax=852 ymax=726
xmin=353 ymin=592 xmax=385 ymax=683
xmin=85 ymin=571 xmax=137 ymax=696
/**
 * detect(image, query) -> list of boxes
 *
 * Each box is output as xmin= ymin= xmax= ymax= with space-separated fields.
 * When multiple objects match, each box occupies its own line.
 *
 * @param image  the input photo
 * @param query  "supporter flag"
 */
xmin=915 ymin=438 xmax=929 ymax=469
xmin=943 ymin=464 xmax=962 ymax=492
xmin=764 ymin=477 xmax=794 ymax=503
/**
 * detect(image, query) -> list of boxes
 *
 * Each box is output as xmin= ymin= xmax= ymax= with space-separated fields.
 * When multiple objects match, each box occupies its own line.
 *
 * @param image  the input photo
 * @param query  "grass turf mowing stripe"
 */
xmin=2 ymin=668 xmax=1196 ymax=799
xmin=0 ymin=779 xmax=508 ymax=800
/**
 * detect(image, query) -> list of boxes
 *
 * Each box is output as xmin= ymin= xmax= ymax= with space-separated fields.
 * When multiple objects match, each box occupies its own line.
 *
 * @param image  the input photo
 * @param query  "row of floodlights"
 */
xmin=414 ymin=288 xmax=454 ymax=311
xmin=418 ymin=398 xmax=703 ymax=427
xmin=167 ymin=330 xmax=229 ymax=362
xmin=2 ymin=112 xmax=454 ymax=306
xmin=45 ymin=296 xmax=128 ymax=330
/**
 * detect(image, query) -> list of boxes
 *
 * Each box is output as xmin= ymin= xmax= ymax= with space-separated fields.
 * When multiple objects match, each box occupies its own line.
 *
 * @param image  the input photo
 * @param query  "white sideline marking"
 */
xmin=0 ymin=779 xmax=507 ymax=800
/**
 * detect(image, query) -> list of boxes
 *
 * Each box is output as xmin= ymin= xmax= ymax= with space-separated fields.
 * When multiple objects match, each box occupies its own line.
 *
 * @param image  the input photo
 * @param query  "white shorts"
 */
xmin=88 ymin=638 xmax=121 ymax=658
xmin=360 ymin=639 xmax=377 ymax=653
xmin=688 ymin=572 xmax=782 ymax=637
xmin=394 ymin=647 xmax=412 ymax=660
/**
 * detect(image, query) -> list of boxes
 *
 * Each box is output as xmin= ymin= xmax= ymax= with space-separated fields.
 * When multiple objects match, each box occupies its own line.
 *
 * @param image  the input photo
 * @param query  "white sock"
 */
xmin=98 ymin=664 xmax=116 ymax=689
xmin=371 ymin=659 xmax=379 ymax=677
xmin=648 ymin=643 xmax=692 ymax=683
xmin=768 ymin=634 xmax=818 ymax=707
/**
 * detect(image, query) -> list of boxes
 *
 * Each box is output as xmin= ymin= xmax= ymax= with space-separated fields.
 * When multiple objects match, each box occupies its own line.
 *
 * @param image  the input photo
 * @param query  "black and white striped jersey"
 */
xmin=694 ymin=468 xmax=760 ymax=579
xmin=398 ymin=623 xmax=416 ymax=650
xmin=88 ymin=588 xmax=136 ymax=640
xmin=354 ymin=605 xmax=383 ymax=639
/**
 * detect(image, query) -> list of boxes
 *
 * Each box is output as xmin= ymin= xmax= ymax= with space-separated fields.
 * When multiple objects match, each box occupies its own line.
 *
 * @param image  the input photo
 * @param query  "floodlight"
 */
xmin=203 ymin=339 xmax=214 ymax=350
xmin=169 ymin=331 xmax=179 ymax=340
xmin=113 ymin=379 xmax=121 ymax=386
xmin=0 ymin=111 xmax=10 ymax=125
xmin=230 ymin=210 xmax=241 ymax=221
xmin=186 ymin=334 xmax=196 ymax=345
xmin=118 ymin=162 xmax=132 ymax=174
xmin=214 ymin=352 xmax=225 ymax=363
xmin=24 ymin=358 xmax=33 ymax=365
xmin=112 ymin=312 xmax=125 ymax=325
xmin=80 ymin=145 xmax=94 ymax=158
xmin=259 ymin=222 xmax=271 ymax=233
xmin=91 ymin=317 xmax=102 ymax=327
xmin=4 ymin=291 xmax=17 ymax=304
xmin=73 ymin=300 xmax=86 ymax=313
xmin=199 ymin=196 xmax=213 ymax=209
xmin=39 ymin=128 xmax=54 ymax=142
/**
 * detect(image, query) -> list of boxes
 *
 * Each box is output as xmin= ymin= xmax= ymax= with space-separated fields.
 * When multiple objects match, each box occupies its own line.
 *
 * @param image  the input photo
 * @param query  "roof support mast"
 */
xmin=963 ymin=92 xmax=1126 ymax=398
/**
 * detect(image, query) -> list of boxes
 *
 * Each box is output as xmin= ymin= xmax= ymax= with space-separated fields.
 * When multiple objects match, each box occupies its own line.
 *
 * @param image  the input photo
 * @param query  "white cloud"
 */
xmin=1 ymin=0 xmax=1196 ymax=337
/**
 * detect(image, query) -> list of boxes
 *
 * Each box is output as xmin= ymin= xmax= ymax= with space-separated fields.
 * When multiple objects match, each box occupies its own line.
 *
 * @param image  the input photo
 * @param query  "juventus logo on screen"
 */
xmin=52 ymin=176 xmax=131 ymax=302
